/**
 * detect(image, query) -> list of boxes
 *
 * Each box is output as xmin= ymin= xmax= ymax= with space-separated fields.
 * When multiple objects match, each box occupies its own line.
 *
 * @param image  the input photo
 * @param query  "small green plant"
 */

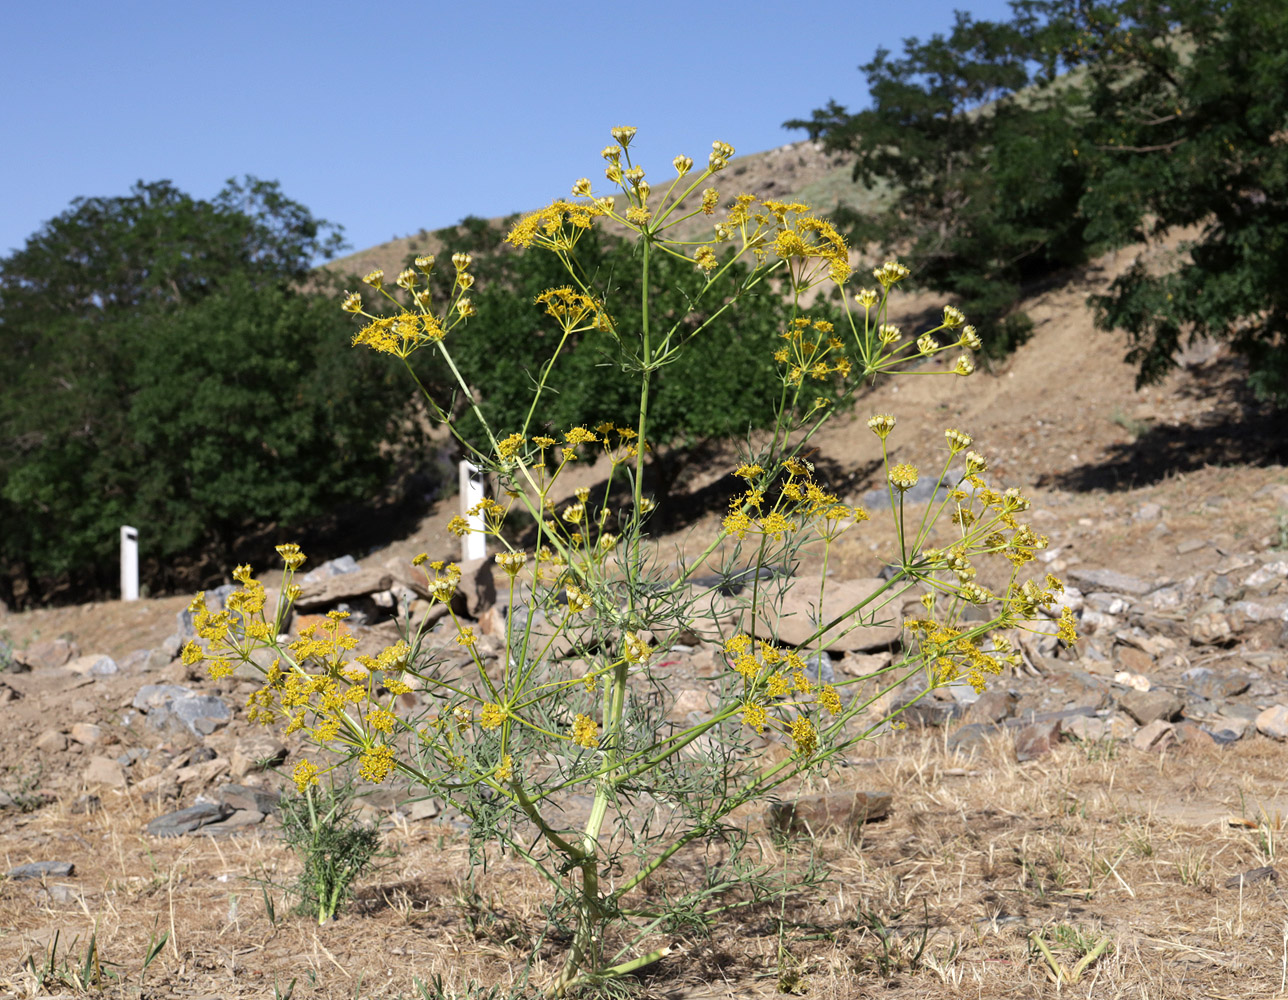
xmin=1176 ymin=850 xmax=1209 ymax=886
xmin=1030 ymin=924 xmax=1112 ymax=986
xmin=1 ymin=762 xmax=47 ymax=814
xmin=410 ymin=975 xmax=522 ymax=1000
xmin=192 ymin=126 xmax=1076 ymax=995
xmin=1109 ymin=408 xmax=1152 ymax=439
xmin=278 ymin=776 xmax=388 ymax=924
xmin=20 ymin=928 xmax=120 ymax=993
xmin=852 ymin=902 xmax=932 ymax=977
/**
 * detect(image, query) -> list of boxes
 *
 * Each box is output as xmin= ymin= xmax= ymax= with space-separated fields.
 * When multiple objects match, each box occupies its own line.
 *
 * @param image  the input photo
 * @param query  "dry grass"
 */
xmin=4 ymin=726 xmax=1287 ymax=998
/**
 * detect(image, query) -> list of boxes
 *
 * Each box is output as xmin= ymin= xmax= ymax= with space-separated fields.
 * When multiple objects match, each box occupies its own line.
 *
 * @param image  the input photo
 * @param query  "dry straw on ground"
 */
xmin=4 ymin=726 xmax=1288 ymax=998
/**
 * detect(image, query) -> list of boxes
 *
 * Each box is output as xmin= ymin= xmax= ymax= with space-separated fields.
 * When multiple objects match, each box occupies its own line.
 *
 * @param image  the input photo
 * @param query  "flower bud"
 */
xmin=673 ymin=155 xmax=694 ymax=176
xmin=341 ymin=291 xmax=362 ymax=313
xmin=572 ymin=177 xmax=592 ymax=197
xmin=362 ymin=269 xmax=384 ymax=287
xmin=867 ymin=414 xmax=896 ymax=440
xmin=452 ymin=252 xmax=473 ymax=271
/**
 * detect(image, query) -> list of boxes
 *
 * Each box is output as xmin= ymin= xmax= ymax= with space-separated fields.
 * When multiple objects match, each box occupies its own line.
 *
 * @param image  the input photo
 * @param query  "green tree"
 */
xmin=0 ymin=180 xmax=416 ymax=606
xmin=789 ymin=0 xmax=1288 ymax=399
xmin=401 ymin=221 xmax=834 ymax=504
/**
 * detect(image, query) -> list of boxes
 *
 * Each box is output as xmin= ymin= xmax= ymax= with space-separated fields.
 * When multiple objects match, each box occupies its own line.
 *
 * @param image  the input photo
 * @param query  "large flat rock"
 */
xmin=293 ymin=568 xmax=392 ymax=610
xmin=769 ymin=576 xmax=902 ymax=652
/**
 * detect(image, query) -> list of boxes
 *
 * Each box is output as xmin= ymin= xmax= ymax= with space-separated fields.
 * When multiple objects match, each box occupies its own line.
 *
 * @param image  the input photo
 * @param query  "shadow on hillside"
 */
xmin=1039 ymin=356 xmax=1288 ymax=492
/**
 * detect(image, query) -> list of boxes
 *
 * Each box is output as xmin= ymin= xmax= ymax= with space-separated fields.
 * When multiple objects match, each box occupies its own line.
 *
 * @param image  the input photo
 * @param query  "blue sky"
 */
xmin=2 ymin=0 xmax=1015 ymax=261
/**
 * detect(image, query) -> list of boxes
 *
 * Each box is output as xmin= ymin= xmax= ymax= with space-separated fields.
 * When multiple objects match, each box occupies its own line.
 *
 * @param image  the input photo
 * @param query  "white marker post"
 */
xmin=459 ymin=461 xmax=487 ymax=563
xmin=120 ymin=525 xmax=139 ymax=601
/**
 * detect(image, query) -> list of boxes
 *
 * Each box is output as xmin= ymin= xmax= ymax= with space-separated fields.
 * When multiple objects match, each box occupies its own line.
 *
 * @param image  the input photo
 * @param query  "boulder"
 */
xmin=145 ymin=802 xmax=231 ymax=837
xmin=17 ymin=637 xmax=77 ymax=670
xmin=1255 ymin=705 xmax=1288 ymax=741
xmin=1066 ymin=568 xmax=1157 ymax=596
xmin=84 ymin=756 xmax=127 ymax=788
xmin=302 ymin=554 xmax=360 ymax=583
xmin=65 ymin=654 xmax=119 ymax=677
xmin=765 ymin=790 xmax=893 ymax=837
xmin=294 ymin=568 xmax=393 ymax=611
xmin=770 ymin=576 xmax=901 ymax=652
xmin=1014 ymin=719 xmax=1063 ymax=761
xmin=132 ymin=684 xmax=231 ymax=737
xmin=7 ymin=861 xmax=75 ymax=880
xmin=1119 ymin=688 xmax=1183 ymax=725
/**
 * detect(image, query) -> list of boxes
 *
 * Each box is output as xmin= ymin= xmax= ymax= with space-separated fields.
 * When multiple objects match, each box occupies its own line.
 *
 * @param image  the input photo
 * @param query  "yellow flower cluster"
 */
xmin=720 ymin=633 xmax=842 ymax=757
xmin=775 ymin=317 xmax=852 ymax=387
xmin=771 ymin=212 xmax=851 ymax=289
xmin=505 ymin=199 xmax=609 ymax=251
xmin=721 ymin=457 xmax=865 ymax=543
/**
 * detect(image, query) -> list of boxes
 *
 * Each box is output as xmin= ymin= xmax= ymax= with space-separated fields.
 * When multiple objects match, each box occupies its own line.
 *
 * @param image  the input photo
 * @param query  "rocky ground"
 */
xmin=2 ymin=230 xmax=1288 ymax=997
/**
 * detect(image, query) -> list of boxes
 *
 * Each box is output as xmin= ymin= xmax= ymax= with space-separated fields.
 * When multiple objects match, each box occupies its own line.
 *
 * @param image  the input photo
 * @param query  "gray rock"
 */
xmin=1085 ymin=592 xmax=1132 ymax=615
xmin=133 ymin=683 xmax=195 ymax=711
xmin=803 ymin=650 xmax=835 ymax=687
xmin=862 ymin=476 xmax=937 ymax=507
xmin=1229 ymin=600 xmax=1288 ymax=624
xmin=218 ymin=784 xmax=281 ymax=815
xmin=194 ymin=810 xmax=266 ymax=836
xmin=302 ymin=554 xmax=360 ymax=583
xmin=133 ymin=684 xmax=231 ymax=737
xmin=1119 ymin=688 xmax=1183 ymax=725
xmin=167 ymin=694 xmax=232 ymax=736
xmin=1147 ymin=586 xmax=1184 ymax=612
xmin=765 ymin=790 xmax=892 ymax=837
xmin=145 ymin=801 xmax=231 ymax=837
xmin=1183 ymin=666 xmax=1252 ymax=701
xmin=295 ymin=568 xmax=393 ymax=611
xmin=1066 ymin=568 xmax=1157 ymax=596
xmin=65 ymin=654 xmax=119 ymax=677
xmin=1245 ymin=561 xmax=1288 ymax=590
xmin=403 ymin=797 xmax=442 ymax=821
xmin=7 ymin=861 xmax=75 ymax=880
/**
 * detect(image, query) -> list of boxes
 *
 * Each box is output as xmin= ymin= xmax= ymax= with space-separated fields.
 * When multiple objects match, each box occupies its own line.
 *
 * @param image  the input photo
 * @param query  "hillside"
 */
xmin=2 ymin=140 xmax=1288 ymax=999
xmin=324 ymin=139 xmax=881 ymax=283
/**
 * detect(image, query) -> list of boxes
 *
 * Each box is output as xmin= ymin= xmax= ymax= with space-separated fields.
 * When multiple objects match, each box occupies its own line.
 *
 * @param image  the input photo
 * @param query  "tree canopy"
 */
xmin=416 ymin=220 xmax=822 ymax=453
xmin=788 ymin=0 xmax=1288 ymax=399
xmin=0 ymin=179 xmax=415 ymax=606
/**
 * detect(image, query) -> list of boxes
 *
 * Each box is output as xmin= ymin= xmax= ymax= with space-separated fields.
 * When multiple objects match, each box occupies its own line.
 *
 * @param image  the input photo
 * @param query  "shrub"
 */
xmin=278 ymin=776 xmax=387 ymax=924
xmin=190 ymin=127 xmax=1074 ymax=995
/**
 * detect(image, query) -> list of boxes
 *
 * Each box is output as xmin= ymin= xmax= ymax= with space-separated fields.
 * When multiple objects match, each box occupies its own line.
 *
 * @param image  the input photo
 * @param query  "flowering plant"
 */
xmin=189 ymin=126 xmax=1074 ymax=996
